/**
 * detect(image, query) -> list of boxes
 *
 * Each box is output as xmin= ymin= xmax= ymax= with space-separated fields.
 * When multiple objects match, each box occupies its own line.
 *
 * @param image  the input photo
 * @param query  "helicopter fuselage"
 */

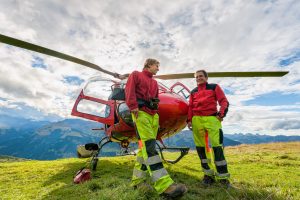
xmin=71 ymin=78 xmax=190 ymax=144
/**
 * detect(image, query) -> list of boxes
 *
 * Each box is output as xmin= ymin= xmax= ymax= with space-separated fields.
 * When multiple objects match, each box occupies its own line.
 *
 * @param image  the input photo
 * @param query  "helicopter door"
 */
xmin=170 ymin=82 xmax=191 ymax=100
xmin=71 ymin=90 xmax=115 ymax=125
xmin=71 ymin=77 xmax=115 ymax=125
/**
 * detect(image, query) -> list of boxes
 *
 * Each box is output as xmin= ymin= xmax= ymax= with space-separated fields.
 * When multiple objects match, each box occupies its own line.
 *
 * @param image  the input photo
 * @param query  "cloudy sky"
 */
xmin=0 ymin=0 xmax=299 ymax=135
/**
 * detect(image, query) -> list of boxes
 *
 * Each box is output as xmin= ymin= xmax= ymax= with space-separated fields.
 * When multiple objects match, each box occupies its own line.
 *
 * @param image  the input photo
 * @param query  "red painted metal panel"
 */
xmin=71 ymin=90 xmax=115 ymax=125
xmin=157 ymin=92 xmax=189 ymax=139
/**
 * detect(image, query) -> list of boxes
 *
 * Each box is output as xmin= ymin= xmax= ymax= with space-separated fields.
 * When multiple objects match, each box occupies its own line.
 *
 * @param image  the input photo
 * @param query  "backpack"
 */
xmin=73 ymin=168 xmax=91 ymax=184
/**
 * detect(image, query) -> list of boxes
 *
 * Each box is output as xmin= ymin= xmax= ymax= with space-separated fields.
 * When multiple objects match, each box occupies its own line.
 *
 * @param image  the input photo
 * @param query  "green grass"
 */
xmin=0 ymin=142 xmax=299 ymax=200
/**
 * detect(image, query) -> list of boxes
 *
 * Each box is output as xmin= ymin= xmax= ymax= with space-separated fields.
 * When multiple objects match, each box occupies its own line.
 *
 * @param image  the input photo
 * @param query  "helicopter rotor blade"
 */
xmin=0 ymin=34 xmax=124 ymax=79
xmin=155 ymin=71 xmax=289 ymax=80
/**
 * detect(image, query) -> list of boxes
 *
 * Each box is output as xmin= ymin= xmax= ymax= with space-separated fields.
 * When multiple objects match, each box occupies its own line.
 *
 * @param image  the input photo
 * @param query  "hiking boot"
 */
xmin=219 ymin=179 xmax=231 ymax=188
xmin=202 ymin=175 xmax=215 ymax=186
xmin=162 ymin=183 xmax=187 ymax=198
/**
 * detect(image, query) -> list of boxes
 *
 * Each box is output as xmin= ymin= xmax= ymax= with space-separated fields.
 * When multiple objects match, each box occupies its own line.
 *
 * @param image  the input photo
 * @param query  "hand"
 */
xmin=216 ymin=116 xmax=223 ymax=122
xmin=131 ymin=108 xmax=139 ymax=119
xmin=187 ymin=122 xmax=192 ymax=130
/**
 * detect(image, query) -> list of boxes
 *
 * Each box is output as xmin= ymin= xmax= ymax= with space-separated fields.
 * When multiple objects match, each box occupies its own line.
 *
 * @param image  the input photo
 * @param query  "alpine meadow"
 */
xmin=0 ymin=142 xmax=299 ymax=200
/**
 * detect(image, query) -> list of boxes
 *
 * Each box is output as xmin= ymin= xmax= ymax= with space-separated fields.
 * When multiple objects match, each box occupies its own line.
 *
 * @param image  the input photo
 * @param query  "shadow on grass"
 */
xmin=168 ymin=168 xmax=288 ymax=200
xmin=40 ymin=158 xmax=288 ymax=200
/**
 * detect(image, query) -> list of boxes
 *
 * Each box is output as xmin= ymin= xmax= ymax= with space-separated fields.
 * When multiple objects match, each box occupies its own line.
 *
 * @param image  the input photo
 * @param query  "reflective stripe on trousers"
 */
xmin=215 ymin=160 xmax=227 ymax=166
xmin=192 ymin=116 xmax=230 ymax=179
xmin=131 ymin=111 xmax=174 ymax=194
xmin=133 ymin=168 xmax=147 ymax=179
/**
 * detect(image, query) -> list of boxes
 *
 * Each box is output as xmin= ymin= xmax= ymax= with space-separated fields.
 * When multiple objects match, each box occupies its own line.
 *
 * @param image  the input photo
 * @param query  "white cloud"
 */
xmin=0 ymin=0 xmax=299 ymax=135
xmin=223 ymin=104 xmax=300 ymax=135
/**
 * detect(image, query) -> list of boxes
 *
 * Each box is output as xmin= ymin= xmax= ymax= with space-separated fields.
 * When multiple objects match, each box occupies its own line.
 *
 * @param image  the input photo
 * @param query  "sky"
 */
xmin=0 ymin=0 xmax=299 ymax=136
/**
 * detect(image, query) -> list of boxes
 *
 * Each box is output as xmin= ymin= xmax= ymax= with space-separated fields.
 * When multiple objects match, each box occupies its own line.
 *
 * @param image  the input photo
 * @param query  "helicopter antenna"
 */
xmin=0 ymin=33 xmax=127 ymax=79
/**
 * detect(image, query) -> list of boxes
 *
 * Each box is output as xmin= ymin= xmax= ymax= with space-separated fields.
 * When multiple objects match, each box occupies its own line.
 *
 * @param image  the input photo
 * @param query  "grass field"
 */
xmin=0 ymin=142 xmax=299 ymax=200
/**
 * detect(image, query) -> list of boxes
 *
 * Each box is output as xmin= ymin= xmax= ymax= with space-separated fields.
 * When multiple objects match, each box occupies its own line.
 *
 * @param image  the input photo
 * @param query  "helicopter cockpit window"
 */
xmin=83 ymin=77 xmax=113 ymax=100
xmin=77 ymin=99 xmax=110 ymax=118
xmin=110 ymin=83 xmax=125 ymax=100
xmin=158 ymin=82 xmax=169 ymax=93
xmin=117 ymin=102 xmax=133 ymax=126
xmin=170 ymin=83 xmax=190 ymax=100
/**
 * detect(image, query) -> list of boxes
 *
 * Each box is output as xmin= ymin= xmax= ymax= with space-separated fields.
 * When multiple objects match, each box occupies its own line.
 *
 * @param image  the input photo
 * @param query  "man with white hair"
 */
xmin=125 ymin=58 xmax=187 ymax=198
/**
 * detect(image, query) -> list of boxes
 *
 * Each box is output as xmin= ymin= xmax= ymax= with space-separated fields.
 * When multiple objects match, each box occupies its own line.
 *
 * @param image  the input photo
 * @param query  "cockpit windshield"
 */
xmin=170 ymin=82 xmax=191 ymax=100
xmin=83 ymin=76 xmax=114 ymax=100
xmin=158 ymin=82 xmax=169 ymax=93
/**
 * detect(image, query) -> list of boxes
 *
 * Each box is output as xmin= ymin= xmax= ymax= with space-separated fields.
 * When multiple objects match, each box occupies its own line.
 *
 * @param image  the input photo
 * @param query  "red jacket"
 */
xmin=125 ymin=70 xmax=158 ymax=115
xmin=187 ymin=82 xmax=229 ymax=122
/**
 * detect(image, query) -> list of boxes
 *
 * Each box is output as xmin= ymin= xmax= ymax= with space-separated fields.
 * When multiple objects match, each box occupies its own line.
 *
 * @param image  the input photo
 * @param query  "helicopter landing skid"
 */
xmin=156 ymin=142 xmax=190 ymax=164
xmin=90 ymin=136 xmax=112 ymax=171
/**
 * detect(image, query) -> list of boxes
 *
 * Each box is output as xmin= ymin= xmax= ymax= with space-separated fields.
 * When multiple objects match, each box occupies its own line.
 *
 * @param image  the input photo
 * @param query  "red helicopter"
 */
xmin=0 ymin=34 xmax=289 ymax=170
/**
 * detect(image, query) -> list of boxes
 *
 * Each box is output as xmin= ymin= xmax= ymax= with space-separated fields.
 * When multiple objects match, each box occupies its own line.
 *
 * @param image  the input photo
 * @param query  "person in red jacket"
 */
xmin=187 ymin=70 xmax=230 ymax=187
xmin=125 ymin=58 xmax=187 ymax=198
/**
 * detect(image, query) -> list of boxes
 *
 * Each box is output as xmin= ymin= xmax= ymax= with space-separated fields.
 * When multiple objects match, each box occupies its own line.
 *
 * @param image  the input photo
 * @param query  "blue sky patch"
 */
xmin=63 ymin=76 xmax=84 ymax=85
xmin=244 ymin=91 xmax=300 ymax=106
xmin=279 ymin=51 xmax=300 ymax=67
xmin=291 ymin=80 xmax=300 ymax=85
xmin=224 ymin=88 xmax=234 ymax=95
xmin=32 ymin=56 xmax=47 ymax=69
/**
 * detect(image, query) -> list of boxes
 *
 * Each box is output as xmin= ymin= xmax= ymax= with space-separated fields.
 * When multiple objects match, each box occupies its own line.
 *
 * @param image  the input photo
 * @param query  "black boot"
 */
xmin=162 ymin=183 xmax=188 ymax=198
xmin=219 ymin=179 xmax=231 ymax=188
xmin=202 ymin=175 xmax=215 ymax=186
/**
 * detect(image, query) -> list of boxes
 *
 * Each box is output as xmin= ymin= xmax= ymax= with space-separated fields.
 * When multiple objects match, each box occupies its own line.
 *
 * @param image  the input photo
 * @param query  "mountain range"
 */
xmin=0 ymin=115 xmax=119 ymax=159
xmin=0 ymin=115 xmax=299 ymax=160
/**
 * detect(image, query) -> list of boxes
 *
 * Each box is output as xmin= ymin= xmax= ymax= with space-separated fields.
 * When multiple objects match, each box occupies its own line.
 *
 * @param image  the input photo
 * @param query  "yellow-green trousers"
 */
xmin=192 ymin=116 xmax=230 ymax=179
xmin=131 ymin=111 xmax=174 ymax=194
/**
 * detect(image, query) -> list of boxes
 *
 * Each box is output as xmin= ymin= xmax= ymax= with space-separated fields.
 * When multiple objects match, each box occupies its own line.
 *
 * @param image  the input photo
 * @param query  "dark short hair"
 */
xmin=195 ymin=70 xmax=208 ymax=78
xmin=144 ymin=58 xmax=160 ymax=69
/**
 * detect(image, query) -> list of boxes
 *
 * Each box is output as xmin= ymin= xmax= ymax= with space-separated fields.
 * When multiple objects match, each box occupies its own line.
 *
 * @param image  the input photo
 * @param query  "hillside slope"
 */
xmin=0 ymin=142 xmax=299 ymax=200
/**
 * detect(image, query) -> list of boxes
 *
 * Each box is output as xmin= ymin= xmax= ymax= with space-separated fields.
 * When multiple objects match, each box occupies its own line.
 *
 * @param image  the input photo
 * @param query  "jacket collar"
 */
xmin=142 ymin=69 xmax=153 ymax=78
xmin=198 ymin=82 xmax=207 ymax=88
